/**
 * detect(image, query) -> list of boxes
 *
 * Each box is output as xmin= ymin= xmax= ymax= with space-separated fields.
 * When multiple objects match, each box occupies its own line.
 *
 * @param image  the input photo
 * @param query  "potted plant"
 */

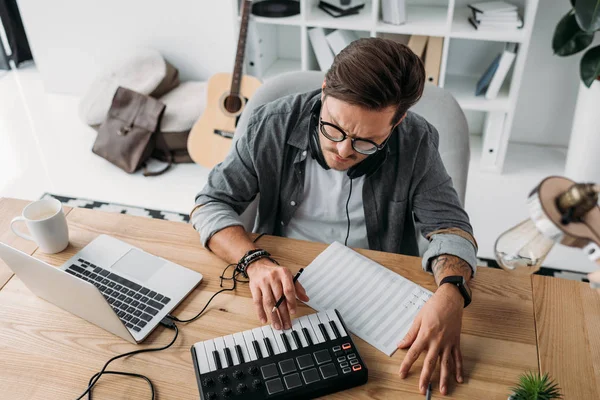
xmin=508 ymin=371 xmax=562 ymax=400
xmin=553 ymin=0 xmax=600 ymax=183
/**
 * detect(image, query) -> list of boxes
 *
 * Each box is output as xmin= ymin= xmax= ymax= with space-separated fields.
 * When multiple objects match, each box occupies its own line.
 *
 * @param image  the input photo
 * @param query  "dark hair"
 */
xmin=323 ymin=37 xmax=425 ymax=126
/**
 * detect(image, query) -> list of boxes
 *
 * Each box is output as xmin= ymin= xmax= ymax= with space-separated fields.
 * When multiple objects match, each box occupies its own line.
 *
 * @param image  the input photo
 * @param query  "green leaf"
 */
xmin=581 ymin=45 xmax=600 ymax=87
xmin=553 ymin=11 xmax=594 ymax=56
xmin=574 ymin=0 xmax=600 ymax=31
xmin=510 ymin=372 xmax=562 ymax=400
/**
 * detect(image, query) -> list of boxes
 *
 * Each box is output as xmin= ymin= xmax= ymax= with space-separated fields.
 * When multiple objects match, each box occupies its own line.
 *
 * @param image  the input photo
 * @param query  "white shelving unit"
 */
xmin=234 ymin=0 xmax=540 ymax=172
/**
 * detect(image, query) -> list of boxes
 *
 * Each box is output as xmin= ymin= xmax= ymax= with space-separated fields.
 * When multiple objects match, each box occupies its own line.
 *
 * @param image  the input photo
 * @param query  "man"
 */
xmin=191 ymin=38 xmax=477 ymax=396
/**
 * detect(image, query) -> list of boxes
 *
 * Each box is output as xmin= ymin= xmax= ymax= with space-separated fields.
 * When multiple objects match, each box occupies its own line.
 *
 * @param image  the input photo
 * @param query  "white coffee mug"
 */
xmin=10 ymin=198 xmax=69 ymax=254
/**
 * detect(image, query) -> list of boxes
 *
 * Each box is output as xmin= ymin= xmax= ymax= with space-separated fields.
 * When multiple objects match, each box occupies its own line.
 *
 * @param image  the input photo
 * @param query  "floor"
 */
xmin=0 ymin=65 xmax=595 ymax=274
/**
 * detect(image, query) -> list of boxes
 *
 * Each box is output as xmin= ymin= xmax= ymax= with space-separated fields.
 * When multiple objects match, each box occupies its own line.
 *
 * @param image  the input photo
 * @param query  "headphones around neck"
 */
xmin=308 ymin=98 xmax=390 ymax=180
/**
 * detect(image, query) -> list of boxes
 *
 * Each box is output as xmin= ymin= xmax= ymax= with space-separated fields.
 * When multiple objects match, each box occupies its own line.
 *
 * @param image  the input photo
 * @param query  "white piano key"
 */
xmin=252 ymin=327 xmax=269 ymax=357
xmin=242 ymin=330 xmax=258 ymax=361
xmin=194 ymin=342 xmax=211 ymax=374
xmin=270 ymin=325 xmax=288 ymax=353
xmin=204 ymin=339 xmax=217 ymax=372
xmin=299 ymin=315 xmax=320 ymax=344
xmin=233 ymin=332 xmax=251 ymax=363
xmin=213 ymin=336 xmax=228 ymax=368
xmin=326 ymin=309 xmax=348 ymax=337
xmin=223 ymin=335 xmax=239 ymax=365
xmin=292 ymin=319 xmax=309 ymax=347
xmin=317 ymin=312 xmax=336 ymax=340
xmin=308 ymin=313 xmax=326 ymax=343
xmin=283 ymin=328 xmax=299 ymax=350
xmin=261 ymin=325 xmax=281 ymax=354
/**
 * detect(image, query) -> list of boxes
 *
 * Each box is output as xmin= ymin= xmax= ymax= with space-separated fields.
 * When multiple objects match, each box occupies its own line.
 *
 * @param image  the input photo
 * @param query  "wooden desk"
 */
xmin=532 ymin=275 xmax=600 ymax=399
xmin=0 ymin=198 xmax=539 ymax=399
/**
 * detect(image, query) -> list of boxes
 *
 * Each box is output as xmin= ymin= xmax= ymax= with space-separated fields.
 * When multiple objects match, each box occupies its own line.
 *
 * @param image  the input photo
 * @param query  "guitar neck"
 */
xmin=231 ymin=0 xmax=252 ymax=97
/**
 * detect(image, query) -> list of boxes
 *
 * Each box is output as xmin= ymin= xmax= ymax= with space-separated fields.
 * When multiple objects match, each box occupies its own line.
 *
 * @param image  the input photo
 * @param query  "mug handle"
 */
xmin=10 ymin=216 xmax=34 ymax=242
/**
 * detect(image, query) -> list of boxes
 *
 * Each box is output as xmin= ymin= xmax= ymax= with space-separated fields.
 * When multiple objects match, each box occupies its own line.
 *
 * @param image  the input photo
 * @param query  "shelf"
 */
xmin=375 ymin=5 xmax=448 ymax=36
xmin=306 ymin=2 xmax=373 ymax=30
xmin=444 ymin=74 xmax=510 ymax=112
xmin=242 ymin=13 xmax=303 ymax=27
xmin=450 ymin=8 xmax=526 ymax=43
xmin=263 ymin=59 xmax=302 ymax=80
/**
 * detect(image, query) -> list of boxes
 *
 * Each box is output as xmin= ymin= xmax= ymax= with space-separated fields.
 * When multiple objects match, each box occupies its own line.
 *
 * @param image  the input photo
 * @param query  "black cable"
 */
xmin=87 ymin=371 xmax=155 ymax=400
xmin=344 ymin=178 xmax=353 ymax=246
xmin=76 ymin=319 xmax=178 ymax=400
xmin=168 ymin=233 xmax=265 ymax=324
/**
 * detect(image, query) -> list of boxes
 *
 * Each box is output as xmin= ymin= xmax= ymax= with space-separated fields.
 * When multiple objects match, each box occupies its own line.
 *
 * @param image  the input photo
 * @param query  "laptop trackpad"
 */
xmin=111 ymin=249 xmax=164 ymax=283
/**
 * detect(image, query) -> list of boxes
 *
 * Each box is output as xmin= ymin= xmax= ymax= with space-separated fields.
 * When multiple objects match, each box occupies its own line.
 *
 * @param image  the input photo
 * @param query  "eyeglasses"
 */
xmin=319 ymin=117 xmax=392 ymax=155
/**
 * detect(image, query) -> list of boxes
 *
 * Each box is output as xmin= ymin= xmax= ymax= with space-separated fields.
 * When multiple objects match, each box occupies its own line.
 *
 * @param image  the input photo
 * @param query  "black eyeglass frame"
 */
xmin=318 ymin=117 xmax=394 ymax=155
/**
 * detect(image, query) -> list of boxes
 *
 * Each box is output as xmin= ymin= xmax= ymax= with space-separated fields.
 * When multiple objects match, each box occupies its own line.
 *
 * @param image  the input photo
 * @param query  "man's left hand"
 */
xmin=397 ymin=254 xmax=471 ymax=396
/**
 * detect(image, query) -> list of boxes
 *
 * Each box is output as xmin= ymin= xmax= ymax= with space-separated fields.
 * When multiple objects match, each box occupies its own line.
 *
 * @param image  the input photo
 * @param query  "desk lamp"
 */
xmin=494 ymin=176 xmax=600 ymax=288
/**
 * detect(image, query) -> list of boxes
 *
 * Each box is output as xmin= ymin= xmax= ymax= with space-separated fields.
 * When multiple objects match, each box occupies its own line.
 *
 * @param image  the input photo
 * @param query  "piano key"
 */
xmin=261 ymin=325 xmax=282 ymax=354
xmin=329 ymin=320 xmax=341 ymax=339
xmin=270 ymin=325 xmax=288 ymax=353
xmin=283 ymin=328 xmax=299 ymax=350
xmin=234 ymin=332 xmax=251 ymax=362
xmin=223 ymin=335 xmax=240 ymax=365
xmin=235 ymin=344 xmax=245 ymax=364
xmin=291 ymin=329 xmax=303 ymax=348
xmin=242 ymin=330 xmax=258 ymax=361
xmin=292 ymin=319 xmax=308 ymax=348
xmin=326 ymin=310 xmax=348 ymax=337
xmin=318 ymin=323 xmax=331 ymax=341
xmin=298 ymin=316 xmax=319 ymax=344
xmin=253 ymin=340 xmax=264 ymax=359
xmin=252 ymin=328 xmax=270 ymax=358
xmin=224 ymin=347 xmax=234 ymax=367
xmin=212 ymin=350 xmax=222 ymax=370
xmin=204 ymin=340 xmax=217 ymax=372
xmin=280 ymin=333 xmax=291 ymax=352
xmin=264 ymin=336 xmax=275 ymax=357
xmin=193 ymin=342 xmax=211 ymax=374
xmin=317 ymin=312 xmax=336 ymax=340
xmin=302 ymin=327 xmax=314 ymax=346
xmin=307 ymin=314 xmax=326 ymax=343
xmin=213 ymin=337 xmax=229 ymax=368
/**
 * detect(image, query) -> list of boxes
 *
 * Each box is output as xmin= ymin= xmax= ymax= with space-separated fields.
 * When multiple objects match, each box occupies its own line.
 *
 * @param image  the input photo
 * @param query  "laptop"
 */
xmin=0 ymin=234 xmax=203 ymax=344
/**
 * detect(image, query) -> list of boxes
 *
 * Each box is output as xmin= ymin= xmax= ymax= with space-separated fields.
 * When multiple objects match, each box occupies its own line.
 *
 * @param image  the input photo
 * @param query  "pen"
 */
xmin=272 ymin=268 xmax=304 ymax=313
xmin=425 ymin=382 xmax=432 ymax=400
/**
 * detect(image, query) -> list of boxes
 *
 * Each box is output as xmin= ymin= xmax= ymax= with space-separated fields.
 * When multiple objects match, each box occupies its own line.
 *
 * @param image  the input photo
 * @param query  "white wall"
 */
xmin=509 ymin=0 xmax=581 ymax=147
xmin=17 ymin=0 xmax=237 ymax=95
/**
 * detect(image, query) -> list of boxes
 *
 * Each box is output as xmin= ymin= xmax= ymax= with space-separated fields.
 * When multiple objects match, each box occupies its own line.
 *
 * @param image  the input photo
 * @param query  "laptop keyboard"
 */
xmin=65 ymin=258 xmax=171 ymax=333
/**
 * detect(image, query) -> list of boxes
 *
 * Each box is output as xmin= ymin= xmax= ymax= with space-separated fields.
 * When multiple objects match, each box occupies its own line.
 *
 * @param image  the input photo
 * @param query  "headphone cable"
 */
xmin=344 ymin=178 xmax=353 ymax=246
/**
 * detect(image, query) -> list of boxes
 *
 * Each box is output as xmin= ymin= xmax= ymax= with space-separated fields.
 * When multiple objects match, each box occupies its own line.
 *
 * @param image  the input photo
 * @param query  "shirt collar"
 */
xmin=287 ymin=89 xmax=321 ymax=150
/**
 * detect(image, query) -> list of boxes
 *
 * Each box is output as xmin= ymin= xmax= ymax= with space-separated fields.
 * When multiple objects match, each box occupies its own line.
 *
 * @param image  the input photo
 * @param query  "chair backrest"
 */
xmin=235 ymin=71 xmax=470 ymax=254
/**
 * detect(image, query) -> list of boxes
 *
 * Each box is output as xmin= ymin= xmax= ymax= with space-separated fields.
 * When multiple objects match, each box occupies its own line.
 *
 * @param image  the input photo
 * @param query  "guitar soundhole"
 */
xmin=224 ymin=95 xmax=243 ymax=114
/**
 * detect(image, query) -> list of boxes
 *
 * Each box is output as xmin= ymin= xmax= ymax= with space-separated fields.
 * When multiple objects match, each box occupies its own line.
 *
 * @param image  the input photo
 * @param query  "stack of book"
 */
xmin=467 ymin=1 xmax=523 ymax=30
xmin=318 ymin=0 xmax=365 ymax=18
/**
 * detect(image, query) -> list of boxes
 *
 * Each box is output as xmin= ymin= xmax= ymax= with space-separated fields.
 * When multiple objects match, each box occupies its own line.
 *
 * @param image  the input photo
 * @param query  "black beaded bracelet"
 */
xmin=236 ymin=249 xmax=279 ymax=278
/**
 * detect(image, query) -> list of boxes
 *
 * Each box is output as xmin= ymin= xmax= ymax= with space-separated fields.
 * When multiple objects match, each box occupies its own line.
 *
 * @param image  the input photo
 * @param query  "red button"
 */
xmin=342 ymin=343 xmax=351 ymax=350
xmin=352 ymin=364 xmax=362 ymax=372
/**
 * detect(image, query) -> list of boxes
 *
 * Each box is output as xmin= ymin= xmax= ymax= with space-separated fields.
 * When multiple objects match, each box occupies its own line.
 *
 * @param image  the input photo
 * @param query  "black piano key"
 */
xmin=212 ymin=350 xmax=222 ymax=370
xmin=291 ymin=330 xmax=303 ymax=348
xmin=263 ymin=337 xmax=274 ymax=357
xmin=329 ymin=320 xmax=341 ymax=339
xmin=224 ymin=347 xmax=233 ymax=367
xmin=235 ymin=344 xmax=245 ymax=364
xmin=252 ymin=340 xmax=263 ymax=359
xmin=280 ymin=333 xmax=291 ymax=352
xmin=302 ymin=327 xmax=314 ymax=346
xmin=318 ymin=323 xmax=330 ymax=341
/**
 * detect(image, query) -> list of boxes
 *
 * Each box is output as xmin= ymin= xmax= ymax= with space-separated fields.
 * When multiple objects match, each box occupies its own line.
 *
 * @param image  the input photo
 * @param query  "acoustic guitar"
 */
xmin=187 ymin=0 xmax=262 ymax=169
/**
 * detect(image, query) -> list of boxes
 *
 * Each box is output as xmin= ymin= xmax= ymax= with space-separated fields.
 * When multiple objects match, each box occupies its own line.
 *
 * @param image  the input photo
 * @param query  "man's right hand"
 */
xmin=247 ymin=260 xmax=309 ymax=330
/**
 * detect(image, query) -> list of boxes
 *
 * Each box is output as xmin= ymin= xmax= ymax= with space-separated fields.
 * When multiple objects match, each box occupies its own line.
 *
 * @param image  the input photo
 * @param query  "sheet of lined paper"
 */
xmin=299 ymin=241 xmax=432 ymax=356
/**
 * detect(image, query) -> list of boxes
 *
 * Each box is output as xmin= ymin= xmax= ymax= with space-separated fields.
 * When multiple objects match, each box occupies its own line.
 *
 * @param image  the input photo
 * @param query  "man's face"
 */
xmin=318 ymin=94 xmax=399 ymax=172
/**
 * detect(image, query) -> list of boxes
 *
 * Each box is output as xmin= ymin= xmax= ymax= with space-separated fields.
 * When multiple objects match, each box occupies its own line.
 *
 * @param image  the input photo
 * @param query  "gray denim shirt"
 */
xmin=194 ymin=90 xmax=477 ymax=274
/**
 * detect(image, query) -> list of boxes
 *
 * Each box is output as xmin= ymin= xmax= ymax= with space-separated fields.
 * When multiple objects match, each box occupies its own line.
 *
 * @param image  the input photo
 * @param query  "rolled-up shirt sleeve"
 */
xmin=421 ymin=233 xmax=478 ymax=276
xmin=191 ymin=203 xmax=244 ymax=248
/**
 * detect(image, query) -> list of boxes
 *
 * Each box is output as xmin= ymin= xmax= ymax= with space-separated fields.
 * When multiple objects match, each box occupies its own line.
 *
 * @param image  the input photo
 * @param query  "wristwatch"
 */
xmin=439 ymin=276 xmax=472 ymax=308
